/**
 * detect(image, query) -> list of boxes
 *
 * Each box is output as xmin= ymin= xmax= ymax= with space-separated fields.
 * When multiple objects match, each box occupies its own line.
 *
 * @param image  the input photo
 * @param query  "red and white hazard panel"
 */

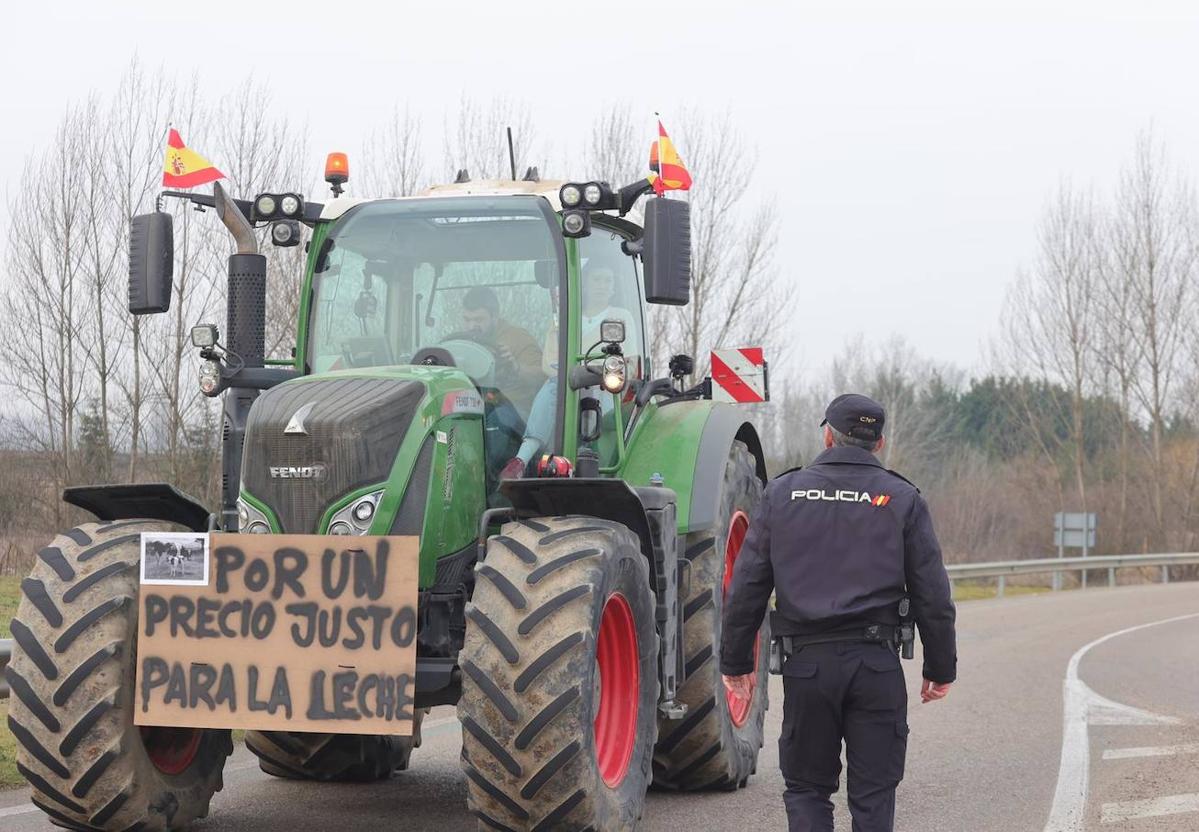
xmin=710 ymin=348 xmax=769 ymax=404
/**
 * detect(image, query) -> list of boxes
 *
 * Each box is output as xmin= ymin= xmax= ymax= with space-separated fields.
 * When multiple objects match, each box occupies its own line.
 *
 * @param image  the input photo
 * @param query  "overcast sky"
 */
xmin=5 ymin=0 xmax=1199 ymax=378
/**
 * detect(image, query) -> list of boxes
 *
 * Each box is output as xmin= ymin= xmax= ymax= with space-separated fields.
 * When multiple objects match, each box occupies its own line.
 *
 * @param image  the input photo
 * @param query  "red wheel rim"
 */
xmin=139 ymin=726 xmax=203 ymax=775
xmin=723 ymin=510 xmax=758 ymax=728
xmin=594 ymin=592 xmax=639 ymax=788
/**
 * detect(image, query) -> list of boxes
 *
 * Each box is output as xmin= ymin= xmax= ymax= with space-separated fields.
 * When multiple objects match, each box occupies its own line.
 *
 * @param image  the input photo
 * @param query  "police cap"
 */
xmin=820 ymin=393 xmax=886 ymax=441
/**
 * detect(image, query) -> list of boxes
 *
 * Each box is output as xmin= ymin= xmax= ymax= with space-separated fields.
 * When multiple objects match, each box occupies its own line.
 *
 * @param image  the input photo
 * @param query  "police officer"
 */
xmin=720 ymin=393 xmax=956 ymax=832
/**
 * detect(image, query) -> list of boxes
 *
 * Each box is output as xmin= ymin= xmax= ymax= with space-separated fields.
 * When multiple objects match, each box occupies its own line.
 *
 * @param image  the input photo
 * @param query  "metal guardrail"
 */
xmin=947 ymin=552 xmax=1199 ymax=596
xmin=0 ymin=554 xmax=1190 ymax=699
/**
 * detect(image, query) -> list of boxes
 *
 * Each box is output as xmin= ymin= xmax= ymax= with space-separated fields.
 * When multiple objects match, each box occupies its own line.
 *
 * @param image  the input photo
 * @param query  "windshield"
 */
xmin=307 ymin=196 xmax=564 ymax=416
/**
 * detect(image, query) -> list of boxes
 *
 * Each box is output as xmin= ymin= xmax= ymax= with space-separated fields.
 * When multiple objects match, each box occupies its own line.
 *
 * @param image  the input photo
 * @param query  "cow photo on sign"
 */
xmin=141 ymin=531 xmax=210 ymax=585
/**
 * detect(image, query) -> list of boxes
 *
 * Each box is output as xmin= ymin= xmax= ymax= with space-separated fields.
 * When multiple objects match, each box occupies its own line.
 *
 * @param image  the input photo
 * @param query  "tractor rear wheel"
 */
xmin=245 ymin=710 xmax=426 ymax=781
xmin=653 ymin=441 xmax=770 ymax=791
xmin=6 ymin=520 xmax=231 ymax=831
xmin=458 ymin=517 xmax=658 ymax=831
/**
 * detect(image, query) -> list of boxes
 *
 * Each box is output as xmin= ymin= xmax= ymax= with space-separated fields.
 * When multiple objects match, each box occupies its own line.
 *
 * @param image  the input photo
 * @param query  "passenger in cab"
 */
xmin=498 ymin=265 xmax=635 ymax=479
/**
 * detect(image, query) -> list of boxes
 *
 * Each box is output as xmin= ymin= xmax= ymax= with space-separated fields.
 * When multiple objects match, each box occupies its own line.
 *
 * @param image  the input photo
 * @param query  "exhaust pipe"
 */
xmin=214 ymin=182 xmax=267 ymax=530
xmin=214 ymin=182 xmax=265 ymax=369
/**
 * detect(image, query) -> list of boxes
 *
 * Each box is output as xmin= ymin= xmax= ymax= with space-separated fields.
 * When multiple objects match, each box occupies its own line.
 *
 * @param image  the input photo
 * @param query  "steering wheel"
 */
xmin=410 ymin=331 xmax=499 ymax=385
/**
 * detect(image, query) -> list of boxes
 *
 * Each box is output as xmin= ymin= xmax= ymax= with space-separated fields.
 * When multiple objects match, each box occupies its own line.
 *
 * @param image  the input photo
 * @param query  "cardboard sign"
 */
xmin=134 ymin=533 xmax=420 ymax=735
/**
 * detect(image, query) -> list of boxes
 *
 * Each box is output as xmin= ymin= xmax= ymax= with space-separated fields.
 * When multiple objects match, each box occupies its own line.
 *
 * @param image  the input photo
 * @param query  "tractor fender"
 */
xmin=690 ymin=404 xmax=767 ymax=532
xmin=63 ymin=483 xmax=212 ymax=531
xmin=621 ymin=400 xmax=767 ymax=536
xmin=499 ymin=478 xmax=654 ymax=557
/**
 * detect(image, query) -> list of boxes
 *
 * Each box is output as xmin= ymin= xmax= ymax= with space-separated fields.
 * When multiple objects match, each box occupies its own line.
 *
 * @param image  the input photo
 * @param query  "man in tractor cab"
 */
xmin=720 ymin=394 xmax=957 ymax=832
xmin=460 ymin=286 xmax=543 ymax=412
xmin=498 ymin=265 xmax=636 ymax=479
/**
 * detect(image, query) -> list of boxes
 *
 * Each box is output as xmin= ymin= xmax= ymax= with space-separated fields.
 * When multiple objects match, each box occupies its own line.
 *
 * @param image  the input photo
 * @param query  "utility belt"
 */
xmin=768 ymin=609 xmax=915 ymax=674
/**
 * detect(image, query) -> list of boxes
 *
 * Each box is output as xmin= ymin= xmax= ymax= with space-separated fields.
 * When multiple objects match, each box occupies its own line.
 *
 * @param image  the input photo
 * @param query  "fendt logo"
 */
xmin=792 ymin=489 xmax=891 ymax=506
xmin=269 ymin=464 xmax=327 ymax=481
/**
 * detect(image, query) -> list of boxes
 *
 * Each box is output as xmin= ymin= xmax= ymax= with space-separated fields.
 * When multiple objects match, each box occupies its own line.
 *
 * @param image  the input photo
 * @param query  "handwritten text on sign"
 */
xmin=134 ymin=534 xmax=420 ymax=735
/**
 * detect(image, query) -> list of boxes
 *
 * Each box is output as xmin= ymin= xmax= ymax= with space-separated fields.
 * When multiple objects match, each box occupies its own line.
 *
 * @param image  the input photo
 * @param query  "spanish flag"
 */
xmin=162 ymin=129 xmax=224 ymax=189
xmin=647 ymin=120 xmax=692 ymax=195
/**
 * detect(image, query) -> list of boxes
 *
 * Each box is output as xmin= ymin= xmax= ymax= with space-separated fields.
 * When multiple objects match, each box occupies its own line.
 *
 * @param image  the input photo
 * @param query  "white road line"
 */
xmin=1103 ymin=743 xmax=1199 ymax=761
xmin=1043 ymin=611 xmax=1199 ymax=832
xmin=1101 ymin=793 xmax=1199 ymax=824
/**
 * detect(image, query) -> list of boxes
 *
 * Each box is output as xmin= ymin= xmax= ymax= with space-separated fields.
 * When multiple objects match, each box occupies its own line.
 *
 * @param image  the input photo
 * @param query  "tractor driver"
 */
xmin=460 ymin=286 xmax=543 ymax=412
xmin=498 ymin=265 xmax=636 ymax=479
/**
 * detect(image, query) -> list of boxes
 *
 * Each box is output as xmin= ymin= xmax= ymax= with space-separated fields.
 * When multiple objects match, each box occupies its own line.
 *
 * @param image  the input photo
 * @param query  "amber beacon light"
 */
xmin=325 ymin=152 xmax=350 ymax=196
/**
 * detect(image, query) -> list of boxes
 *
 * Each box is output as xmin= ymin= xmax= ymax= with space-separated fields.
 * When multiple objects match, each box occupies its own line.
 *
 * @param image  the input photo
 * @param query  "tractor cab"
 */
xmin=304 ymin=194 xmax=565 ymax=488
xmin=296 ymin=179 xmax=679 ymax=496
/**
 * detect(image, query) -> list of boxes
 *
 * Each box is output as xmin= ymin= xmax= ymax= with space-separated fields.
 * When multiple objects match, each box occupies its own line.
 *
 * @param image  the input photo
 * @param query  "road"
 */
xmin=0 ymin=582 xmax=1195 ymax=830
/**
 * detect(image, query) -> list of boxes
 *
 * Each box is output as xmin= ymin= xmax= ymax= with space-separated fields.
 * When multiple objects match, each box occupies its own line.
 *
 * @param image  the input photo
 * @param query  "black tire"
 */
xmin=458 ymin=517 xmax=659 ymax=831
xmin=652 ymin=441 xmax=770 ymax=791
xmin=7 ymin=520 xmax=232 ymax=831
xmin=245 ymin=710 xmax=426 ymax=782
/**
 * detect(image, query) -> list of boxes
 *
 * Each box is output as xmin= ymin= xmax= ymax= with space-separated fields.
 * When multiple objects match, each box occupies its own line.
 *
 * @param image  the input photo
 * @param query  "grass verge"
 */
xmin=952 ymin=581 xmax=1052 ymax=601
xmin=0 ymin=702 xmax=22 ymax=788
xmin=0 ymin=575 xmax=19 ymax=639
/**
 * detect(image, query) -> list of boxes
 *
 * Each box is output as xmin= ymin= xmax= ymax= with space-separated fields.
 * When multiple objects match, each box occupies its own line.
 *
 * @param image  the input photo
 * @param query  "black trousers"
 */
xmin=778 ymin=641 xmax=909 ymax=832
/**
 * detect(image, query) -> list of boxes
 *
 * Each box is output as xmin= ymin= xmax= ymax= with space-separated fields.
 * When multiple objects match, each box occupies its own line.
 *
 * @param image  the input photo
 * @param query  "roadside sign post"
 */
xmin=1053 ymin=512 xmax=1097 ymax=591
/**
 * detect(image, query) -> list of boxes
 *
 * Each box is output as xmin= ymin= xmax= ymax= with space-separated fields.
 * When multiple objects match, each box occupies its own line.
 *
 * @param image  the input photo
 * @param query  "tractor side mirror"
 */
xmin=641 ymin=197 xmax=691 ymax=306
xmin=128 ymin=212 xmax=174 ymax=314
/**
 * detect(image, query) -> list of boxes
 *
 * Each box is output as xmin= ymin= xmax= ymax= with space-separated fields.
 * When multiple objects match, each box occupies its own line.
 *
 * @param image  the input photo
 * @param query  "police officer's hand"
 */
xmin=921 ymin=679 xmax=952 ymax=704
xmin=722 ymin=673 xmax=755 ymax=702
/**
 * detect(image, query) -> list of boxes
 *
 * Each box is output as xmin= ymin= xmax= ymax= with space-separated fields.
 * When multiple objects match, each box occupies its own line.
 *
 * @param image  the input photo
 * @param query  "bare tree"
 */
xmin=359 ymin=105 xmax=425 ymax=197
xmin=996 ymin=183 xmax=1101 ymax=514
xmin=651 ymin=110 xmax=787 ymax=379
xmin=585 ymin=103 xmax=643 ymax=187
xmin=3 ymin=106 xmax=97 ymax=520
xmin=1110 ymin=132 xmax=1198 ymax=546
xmin=1093 ymin=209 xmax=1140 ymax=550
xmin=106 ymin=59 xmax=179 ymax=481
xmin=443 ymin=95 xmax=535 ymax=181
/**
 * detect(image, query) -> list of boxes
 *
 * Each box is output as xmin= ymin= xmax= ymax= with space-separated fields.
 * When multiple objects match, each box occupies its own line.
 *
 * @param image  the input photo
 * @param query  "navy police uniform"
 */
xmin=721 ymin=394 xmax=956 ymax=832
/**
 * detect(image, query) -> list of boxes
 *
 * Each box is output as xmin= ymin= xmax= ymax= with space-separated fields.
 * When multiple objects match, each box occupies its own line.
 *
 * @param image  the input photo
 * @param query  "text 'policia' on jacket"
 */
xmin=720 ymin=445 xmax=957 ymax=684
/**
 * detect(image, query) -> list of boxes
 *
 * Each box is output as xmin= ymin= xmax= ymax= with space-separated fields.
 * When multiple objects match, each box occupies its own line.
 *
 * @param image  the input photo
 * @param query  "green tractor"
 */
xmin=7 ymin=160 xmax=772 ymax=831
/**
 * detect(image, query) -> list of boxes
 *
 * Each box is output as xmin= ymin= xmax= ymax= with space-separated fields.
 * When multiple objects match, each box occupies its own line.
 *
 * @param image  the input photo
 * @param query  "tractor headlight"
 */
xmin=271 ymin=220 xmax=301 ymax=247
xmin=560 ymin=184 xmax=582 ymax=207
xmin=279 ymin=193 xmax=302 ymax=217
xmin=236 ymin=497 xmax=273 ymax=533
xmin=599 ymin=319 xmax=626 ymax=344
xmin=562 ymin=210 xmax=591 ymax=238
xmin=254 ymin=194 xmax=277 ymax=219
xmin=199 ymin=359 xmax=222 ymax=396
xmin=601 ymin=354 xmax=626 ymax=394
xmin=563 ymin=212 xmax=585 ymax=234
xmin=190 ymin=324 xmax=218 ymax=348
xmin=328 ymin=489 xmax=385 ymax=535
xmin=583 ymin=182 xmax=603 ymax=206
xmin=353 ymin=498 xmax=375 ymax=523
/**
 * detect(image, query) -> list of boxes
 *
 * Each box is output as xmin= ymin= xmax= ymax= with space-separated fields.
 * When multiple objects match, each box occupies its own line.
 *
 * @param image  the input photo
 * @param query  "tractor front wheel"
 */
xmin=458 ymin=517 xmax=658 ymax=831
xmin=245 ymin=711 xmax=426 ymax=782
xmin=7 ymin=521 xmax=231 ymax=831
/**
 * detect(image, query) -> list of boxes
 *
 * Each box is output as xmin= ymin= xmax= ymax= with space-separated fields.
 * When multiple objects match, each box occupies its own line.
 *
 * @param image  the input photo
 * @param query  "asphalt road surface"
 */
xmin=0 ymin=582 xmax=1195 ymax=831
